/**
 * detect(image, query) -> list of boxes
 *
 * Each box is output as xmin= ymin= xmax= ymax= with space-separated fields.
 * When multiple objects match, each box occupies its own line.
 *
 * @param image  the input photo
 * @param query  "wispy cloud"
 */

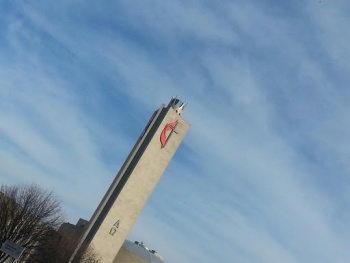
xmin=1 ymin=1 xmax=350 ymax=262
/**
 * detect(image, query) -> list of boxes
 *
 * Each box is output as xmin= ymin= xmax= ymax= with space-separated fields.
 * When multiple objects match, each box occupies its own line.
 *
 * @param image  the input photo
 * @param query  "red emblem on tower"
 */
xmin=160 ymin=120 xmax=178 ymax=148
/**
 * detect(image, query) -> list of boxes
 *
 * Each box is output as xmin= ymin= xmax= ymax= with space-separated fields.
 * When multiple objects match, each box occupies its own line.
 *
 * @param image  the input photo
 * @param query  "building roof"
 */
xmin=122 ymin=240 xmax=164 ymax=263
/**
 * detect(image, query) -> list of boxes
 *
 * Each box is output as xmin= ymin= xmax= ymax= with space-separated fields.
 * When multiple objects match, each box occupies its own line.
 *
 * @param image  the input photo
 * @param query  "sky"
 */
xmin=1 ymin=0 xmax=350 ymax=262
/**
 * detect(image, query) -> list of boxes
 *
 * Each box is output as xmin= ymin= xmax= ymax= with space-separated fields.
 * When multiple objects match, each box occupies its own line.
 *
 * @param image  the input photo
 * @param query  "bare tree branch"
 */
xmin=0 ymin=184 xmax=63 ymax=262
xmin=0 ymin=184 xmax=99 ymax=263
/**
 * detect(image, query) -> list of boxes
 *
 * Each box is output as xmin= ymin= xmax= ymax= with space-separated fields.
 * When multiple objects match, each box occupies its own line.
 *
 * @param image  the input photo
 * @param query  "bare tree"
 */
xmin=0 ymin=184 xmax=99 ymax=263
xmin=0 ymin=184 xmax=63 ymax=263
xmin=75 ymin=243 xmax=100 ymax=263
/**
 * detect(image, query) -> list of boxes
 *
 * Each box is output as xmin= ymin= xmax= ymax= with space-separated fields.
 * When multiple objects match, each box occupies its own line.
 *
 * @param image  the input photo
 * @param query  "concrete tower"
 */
xmin=70 ymin=97 xmax=190 ymax=263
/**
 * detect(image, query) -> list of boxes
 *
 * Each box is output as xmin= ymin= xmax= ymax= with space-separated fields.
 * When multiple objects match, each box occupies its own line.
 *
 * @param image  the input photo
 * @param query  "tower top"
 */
xmin=168 ymin=96 xmax=188 ymax=115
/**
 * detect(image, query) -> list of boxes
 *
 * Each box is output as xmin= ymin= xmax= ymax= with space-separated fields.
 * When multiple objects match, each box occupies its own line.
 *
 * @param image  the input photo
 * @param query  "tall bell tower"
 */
xmin=70 ymin=97 xmax=190 ymax=263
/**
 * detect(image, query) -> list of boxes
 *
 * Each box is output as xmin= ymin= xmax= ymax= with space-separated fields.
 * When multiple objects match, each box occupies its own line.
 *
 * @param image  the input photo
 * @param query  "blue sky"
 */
xmin=1 ymin=1 xmax=350 ymax=262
